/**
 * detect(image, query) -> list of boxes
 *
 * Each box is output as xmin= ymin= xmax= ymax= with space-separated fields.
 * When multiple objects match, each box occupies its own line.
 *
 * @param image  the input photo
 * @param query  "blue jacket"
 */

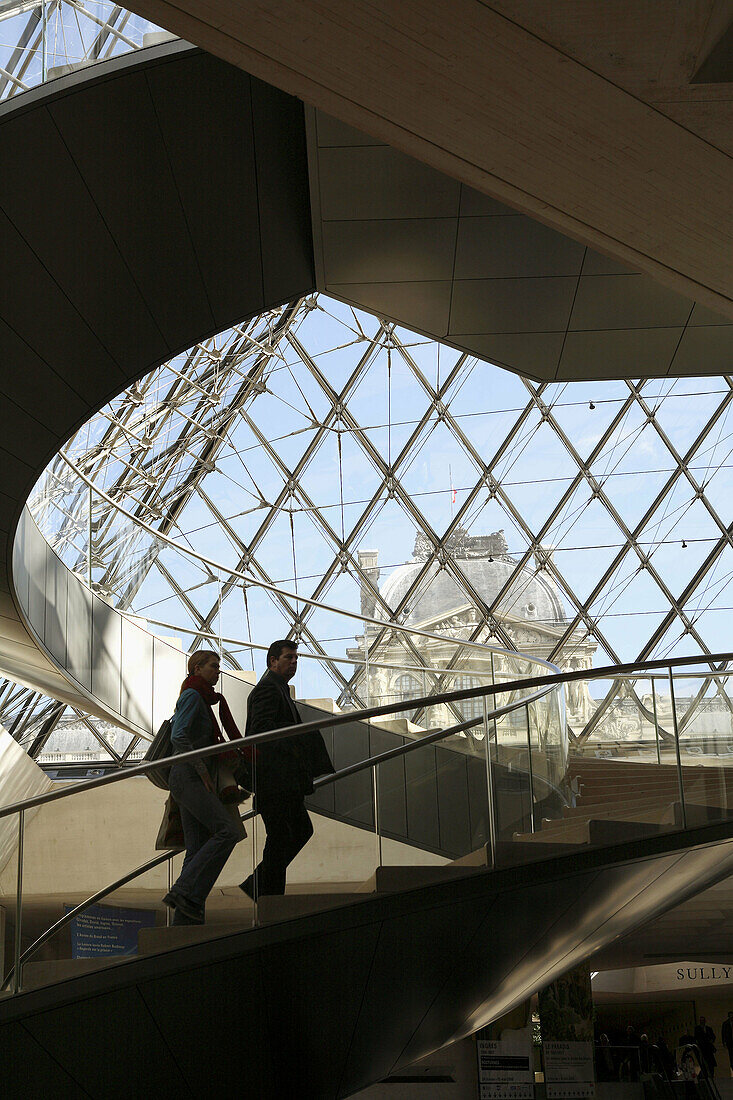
xmin=170 ymin=689 xmax=216 ymax=775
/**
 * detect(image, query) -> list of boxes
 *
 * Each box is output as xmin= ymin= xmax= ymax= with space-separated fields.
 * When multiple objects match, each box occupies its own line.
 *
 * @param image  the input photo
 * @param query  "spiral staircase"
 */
xmin=0 ymin=39 xmax=732 ymax=1099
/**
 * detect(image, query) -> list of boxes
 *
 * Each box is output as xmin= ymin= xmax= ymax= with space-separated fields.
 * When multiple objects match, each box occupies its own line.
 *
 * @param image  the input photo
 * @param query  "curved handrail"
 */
xmin=15 ymin=497 xmax=561 ymax=748
xmin=0 ymin=668 xmax=558 ymax=821
xmin=2 ymin=650 xmax=732 ymax=821
xmin=4 ymin=648 xmax=733 ymax=992
xmin=116 ymin=612 xmax=519 ymax=678
xmin=2 ymin=688 xmax=550 ymax=989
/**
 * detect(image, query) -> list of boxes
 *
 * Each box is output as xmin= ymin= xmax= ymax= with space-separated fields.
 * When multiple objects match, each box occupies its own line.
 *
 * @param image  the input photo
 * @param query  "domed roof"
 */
xmin=378 ymin=531 xmax=566 ymax=628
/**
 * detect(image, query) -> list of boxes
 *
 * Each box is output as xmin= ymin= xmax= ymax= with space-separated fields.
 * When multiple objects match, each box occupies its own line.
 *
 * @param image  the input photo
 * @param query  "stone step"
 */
xmin=576 ymin=792 xmax=720 ymax=816
xmin=534 ymin=818 xmax=669 ymax=844
xmin=452 ymin=844 xmax=490 ymax=868
xmin=571 ymin=765 xmax=733 ymax=785
xmin=139 ymin=891 xmax=365 ymax=948
xmin=515 ymin=807 xmax=680 ymax=846
xmin=139 ymin=919 xmax=253 ymax=955
xmin=548 ymin=801 xmax=677 ymax=830
xmin=514 ymin=821 xmax=591 ymax=845
xmin=21 ymin=955 xmax=131 ymax=990
xmin=564 ymin=793 xmax=677 ymax=816
xmin=256 ymin=892 xmax=365 ymax=922
xmin=498 ymin=839 xmax=587 ymax=863
xmin=570 ymin=764 xmax=733 ymax=781
xmin=573 ymin=772 xmax=706 ymax=788
xmin=521 ymin=800 xmax=677 ymax=840
xmin=673 ymin=802 xmax=733 ymax=826
xmin=356 ymin=862 xmax=482 ymax=895
xmin=586 ymin=818 xmax=671 ymax=845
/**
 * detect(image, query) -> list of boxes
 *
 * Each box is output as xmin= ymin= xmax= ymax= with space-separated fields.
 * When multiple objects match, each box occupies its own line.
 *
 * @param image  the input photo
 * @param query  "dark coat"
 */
xmin=694 ymin=1024 xmax=717 ymax=1071
xmin=722 ymin=1019 xmax=733 ymax=1050
xmin=244 ymin=669 xmax=334 ymax=805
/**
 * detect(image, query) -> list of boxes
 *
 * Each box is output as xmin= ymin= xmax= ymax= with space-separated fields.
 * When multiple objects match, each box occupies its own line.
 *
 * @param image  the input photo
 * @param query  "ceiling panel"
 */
xmin=450 ymin=276 xmax=577 ymax=335
xmin=557 ymin=328 xmax=684 ymax=381
xmin=309 ymin=105 xmax=731 ymax=382
xmin=321 ymin=217 xmax=458 ymax=283
xmin=329 ymin=279 xmax=453 ymax=336
xmin=453 ymin=216 xmax=585 ymax=280
xmin=318 ymin=145 xmax=461 ymax=220
xmin=569 ymin=275 xmax=694 ymax=332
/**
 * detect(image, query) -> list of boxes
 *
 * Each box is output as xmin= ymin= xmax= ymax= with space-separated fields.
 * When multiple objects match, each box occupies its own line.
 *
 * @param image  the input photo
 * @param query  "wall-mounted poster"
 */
xmin=66 ymin=903 xmax=156 ymax=958
xmin=539 ymin=964 xmax=595 ymax=1099
xmin=477 ymin=1028 xmax=534 ymax=1100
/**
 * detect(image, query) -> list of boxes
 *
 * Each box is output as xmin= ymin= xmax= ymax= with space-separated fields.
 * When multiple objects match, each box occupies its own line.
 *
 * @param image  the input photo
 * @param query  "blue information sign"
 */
xmin=66 ymin=903 xmax=157 ymax=958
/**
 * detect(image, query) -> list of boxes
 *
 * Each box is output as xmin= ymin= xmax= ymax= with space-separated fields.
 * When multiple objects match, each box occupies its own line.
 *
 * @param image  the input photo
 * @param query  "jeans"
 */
xmin=169 ymin=762 xmax=241 ymax=910
xmin=245 ymin=795 xmax=313 ymax=896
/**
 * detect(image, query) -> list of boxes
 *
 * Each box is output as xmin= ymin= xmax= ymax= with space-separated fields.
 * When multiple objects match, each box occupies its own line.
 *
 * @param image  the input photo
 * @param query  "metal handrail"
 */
xmin=0 ymin=671 xmax=557 ymax=821
xmin=2 ymin=649 xmax=732 ymax=822
xmin=1 ymin=687 xmax=551 ymax=990
xmin=4 ymin=649 xmax=733 ymax=992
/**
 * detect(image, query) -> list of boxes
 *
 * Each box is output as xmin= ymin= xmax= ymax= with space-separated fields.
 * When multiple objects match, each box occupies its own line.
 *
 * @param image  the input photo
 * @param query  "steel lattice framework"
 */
xmin=6 ymin=291 xmax=733 ymax=762
xmin=0 ymin=0 xmax=161 ymax=99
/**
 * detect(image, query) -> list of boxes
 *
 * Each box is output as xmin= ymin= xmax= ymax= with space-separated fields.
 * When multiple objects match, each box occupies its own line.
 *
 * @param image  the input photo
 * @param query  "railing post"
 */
xmin=13 ymin=809 xmax=24 ymax=994
xmin=651 ymin=675 xmax=661 ymax=765
xmin=166 ymin=855 xmax=172 ymax=928
xmin=482 ymin=695 xmax=497 ymax=868
xmin=88 ymin=483 xmax=93 ymax=589
xmin=365 ymin=647 xmax=381 ymax=869
xmin=526 ymin=704 xmax=536 ymax=834
xmin=41 ymin=1 xmax=47 ymax=83
xmin=668 ymin=667 xmax=687 ymax=828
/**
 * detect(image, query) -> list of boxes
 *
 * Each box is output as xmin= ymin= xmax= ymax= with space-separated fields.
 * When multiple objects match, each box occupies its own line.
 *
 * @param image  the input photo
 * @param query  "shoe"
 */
xmin=163 ymin=890 xmax=205 ymax=924
xmin=238 ymin=876 xmax=254 ymax=901
xmin=172 ymin=909 xmax=204 ymax=926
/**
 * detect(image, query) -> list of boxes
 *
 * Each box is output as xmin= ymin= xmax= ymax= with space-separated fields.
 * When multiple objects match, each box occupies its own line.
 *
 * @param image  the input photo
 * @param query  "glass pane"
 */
xmin=249 ymin=721 xmax=380 ymax=926
xmin=0 ymin=819 xmax=20 ymax=997
xmin=673 ymin=667 xmax=733 ymax=826
xmin=15 ymin=784 xmax=165 ymax=992
xmin=372 ymin=687 xmax=493 ymax=892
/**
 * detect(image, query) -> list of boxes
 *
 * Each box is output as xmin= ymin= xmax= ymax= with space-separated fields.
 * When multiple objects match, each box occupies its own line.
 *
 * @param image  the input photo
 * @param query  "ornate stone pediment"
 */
xmin=413 ymin=526 xmax=511 ymax=562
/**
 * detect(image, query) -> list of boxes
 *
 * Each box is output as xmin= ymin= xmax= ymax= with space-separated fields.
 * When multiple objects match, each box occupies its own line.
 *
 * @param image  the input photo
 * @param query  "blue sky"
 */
xmin=30 ymin=294 xmax=733 ymax=706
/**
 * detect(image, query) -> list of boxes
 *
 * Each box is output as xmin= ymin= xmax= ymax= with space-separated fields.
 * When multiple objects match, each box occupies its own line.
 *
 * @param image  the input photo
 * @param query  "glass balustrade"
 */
xmin=6 ymin=467 xmax=733 ymax=998
xmin=500 ymin=661 xmax=733 ymax=866
xmin=4 ymin=654 xmax=733 ymax=998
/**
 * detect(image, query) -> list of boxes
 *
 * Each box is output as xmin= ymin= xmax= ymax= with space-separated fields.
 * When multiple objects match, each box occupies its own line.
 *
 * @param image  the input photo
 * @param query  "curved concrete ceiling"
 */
xmin=120 ymin=0 xmax=733 ymax=319
xmin=307 ymin=112 xmax=732 ymax=382
xmin=0 ymin=42 xmax=315 ymax=704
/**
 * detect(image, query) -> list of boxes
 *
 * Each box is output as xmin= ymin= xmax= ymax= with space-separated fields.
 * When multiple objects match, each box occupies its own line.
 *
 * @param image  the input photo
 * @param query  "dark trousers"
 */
xmin=169 ymin=762 xmax=241 ymax=913
xmin=247 ymin=795 xmax=313 ymax=896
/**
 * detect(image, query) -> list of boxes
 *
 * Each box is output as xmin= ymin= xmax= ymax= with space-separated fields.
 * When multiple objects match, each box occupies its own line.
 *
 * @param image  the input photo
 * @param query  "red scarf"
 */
xmin=181 ymin=674 xmax=252 ymax=761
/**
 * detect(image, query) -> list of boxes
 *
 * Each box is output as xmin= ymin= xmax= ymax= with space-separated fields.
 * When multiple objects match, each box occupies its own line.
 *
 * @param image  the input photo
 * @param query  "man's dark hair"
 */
xmin=267 ymin=639 xmax=298 ymax=666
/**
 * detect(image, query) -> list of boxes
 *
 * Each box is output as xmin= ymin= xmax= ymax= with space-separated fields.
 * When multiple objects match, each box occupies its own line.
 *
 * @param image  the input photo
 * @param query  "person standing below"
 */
xmin=163 ymin=650 xmax=244 ymax=924
xmin=655 ymin=1036 xmax=677 ymax=1082
xmin=722 ymin=1011 xmax=733 ymax=1078
xmin=238 ymin=639 xmax=334 ymax=899
xmin=695 ymin=1016 xmax=717 ymax=1079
